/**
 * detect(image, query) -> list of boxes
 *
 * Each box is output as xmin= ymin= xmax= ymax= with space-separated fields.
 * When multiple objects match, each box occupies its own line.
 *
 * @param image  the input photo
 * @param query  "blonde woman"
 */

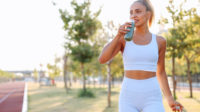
xmin=98 ymin=0 xmax=184 ymax=112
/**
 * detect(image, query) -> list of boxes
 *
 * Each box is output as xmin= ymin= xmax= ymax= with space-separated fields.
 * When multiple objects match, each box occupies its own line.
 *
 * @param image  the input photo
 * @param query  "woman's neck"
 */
xmin=134 ymin=24 xmax=150 ymax=36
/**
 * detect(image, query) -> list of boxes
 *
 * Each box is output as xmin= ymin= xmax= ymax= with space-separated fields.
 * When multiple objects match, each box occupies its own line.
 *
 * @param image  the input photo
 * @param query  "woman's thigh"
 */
xmin=119 ymin=102 xmax=140 ymax=112
xmin=142 ymin=102 xmax=165 ymax=112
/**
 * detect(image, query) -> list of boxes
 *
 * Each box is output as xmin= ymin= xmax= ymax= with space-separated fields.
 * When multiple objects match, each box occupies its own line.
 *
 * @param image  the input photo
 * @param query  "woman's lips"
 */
xmin=134 ymin=20 xmax=139 ymax=23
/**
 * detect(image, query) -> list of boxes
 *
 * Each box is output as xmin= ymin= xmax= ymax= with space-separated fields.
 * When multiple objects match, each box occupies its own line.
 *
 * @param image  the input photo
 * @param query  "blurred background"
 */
xmin=0 ymin=0 xmax=200 ymax=112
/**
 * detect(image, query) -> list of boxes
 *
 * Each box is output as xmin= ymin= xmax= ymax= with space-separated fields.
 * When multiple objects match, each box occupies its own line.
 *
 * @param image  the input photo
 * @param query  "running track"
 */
xmin=0 ymin=82 xmax=25 ymax=112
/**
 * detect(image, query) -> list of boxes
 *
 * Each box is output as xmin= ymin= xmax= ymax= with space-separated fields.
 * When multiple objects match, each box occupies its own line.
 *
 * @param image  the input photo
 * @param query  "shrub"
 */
xmin=77 ymin=89 xmax=95 ymax=98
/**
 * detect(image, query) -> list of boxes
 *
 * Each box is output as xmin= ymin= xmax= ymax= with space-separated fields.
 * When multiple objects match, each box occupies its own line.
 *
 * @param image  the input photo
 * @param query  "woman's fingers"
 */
xmin=179 ymin=104 xmax=184 ymax=112
xmin=179 ymin=103 xmax=184 ymax=109
xmin=169 ymin=99 xmax=184 ymax=112
xmin=172 ymin=105 xmax=183 ymax=112
xmin=176 ymin=102 xmax=184 ymax=111
xmin=119 ymin=29 xmax=128 ymax=34
xmin=172 ymin=106 xmax=177 ymax=111
xmin=120 ymin=26 xmax=130 ymax=31
xmin=124 ymin=23 xmax=132 ymax=29
xmin=119 ymin=30 xmax=127 ymax=34
xmin=117 ymin=22 xmax=132 ymax=36
xmin=119 ymin=26 xmax=130 ymax=33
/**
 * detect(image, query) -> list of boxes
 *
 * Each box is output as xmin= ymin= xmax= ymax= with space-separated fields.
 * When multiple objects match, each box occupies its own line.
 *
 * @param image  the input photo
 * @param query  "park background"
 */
xmin=0 ymin=0 xmax=200 ymax=112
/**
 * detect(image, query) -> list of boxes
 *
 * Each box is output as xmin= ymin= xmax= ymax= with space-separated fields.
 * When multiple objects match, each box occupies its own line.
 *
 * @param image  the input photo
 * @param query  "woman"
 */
xmin=98 ymin=0 xmax=184 ymax=112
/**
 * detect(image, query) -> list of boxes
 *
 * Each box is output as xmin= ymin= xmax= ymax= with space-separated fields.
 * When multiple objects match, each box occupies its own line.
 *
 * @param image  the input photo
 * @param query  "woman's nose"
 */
xmin=130 ymin=14 xmax=136 ymax=19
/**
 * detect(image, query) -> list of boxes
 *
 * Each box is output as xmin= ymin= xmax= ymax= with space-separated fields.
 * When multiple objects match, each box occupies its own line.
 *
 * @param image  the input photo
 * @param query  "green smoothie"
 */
xmin=124 ymin=20 xmax=135 ymax=41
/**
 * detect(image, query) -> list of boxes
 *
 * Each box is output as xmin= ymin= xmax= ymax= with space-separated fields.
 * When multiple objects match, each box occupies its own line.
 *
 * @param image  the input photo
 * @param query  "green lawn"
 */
xmin=28 ymin=82 xmax=200 ymax=112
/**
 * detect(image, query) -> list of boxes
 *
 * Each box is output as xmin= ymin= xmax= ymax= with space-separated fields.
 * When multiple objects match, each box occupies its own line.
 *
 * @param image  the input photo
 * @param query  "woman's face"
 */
xmin=129 ymin=2 xmax=151 ymax=27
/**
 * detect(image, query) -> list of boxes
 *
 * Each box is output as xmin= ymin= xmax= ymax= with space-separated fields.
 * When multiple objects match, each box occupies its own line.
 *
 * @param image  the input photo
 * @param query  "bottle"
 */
xmin=124 ymin=20 xmax=135 ymax=41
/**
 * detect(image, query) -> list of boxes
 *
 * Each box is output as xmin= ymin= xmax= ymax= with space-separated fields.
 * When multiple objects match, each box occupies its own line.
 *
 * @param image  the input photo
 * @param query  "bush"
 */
xmin=77 ymin=89 xmax=95 ymax=98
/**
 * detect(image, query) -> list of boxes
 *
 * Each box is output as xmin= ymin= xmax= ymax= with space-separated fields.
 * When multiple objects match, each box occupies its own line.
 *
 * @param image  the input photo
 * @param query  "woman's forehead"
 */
xmin=130 ymin=2 xmax=146 ymax=11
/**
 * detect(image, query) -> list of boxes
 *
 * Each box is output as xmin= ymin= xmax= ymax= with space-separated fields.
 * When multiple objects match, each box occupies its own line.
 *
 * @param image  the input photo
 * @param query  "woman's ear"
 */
xmin=147 ymin=11 xmax=151 ymax=20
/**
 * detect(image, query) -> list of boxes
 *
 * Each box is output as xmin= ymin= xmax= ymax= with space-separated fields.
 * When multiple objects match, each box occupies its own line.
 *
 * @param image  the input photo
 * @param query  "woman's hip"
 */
xmin=121 ymin=75 xmax=161 ymax=92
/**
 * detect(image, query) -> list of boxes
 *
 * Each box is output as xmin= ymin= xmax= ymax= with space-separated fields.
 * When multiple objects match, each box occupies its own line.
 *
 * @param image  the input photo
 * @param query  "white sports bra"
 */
xmin=122 ymin=34 xmax=159 ymax=72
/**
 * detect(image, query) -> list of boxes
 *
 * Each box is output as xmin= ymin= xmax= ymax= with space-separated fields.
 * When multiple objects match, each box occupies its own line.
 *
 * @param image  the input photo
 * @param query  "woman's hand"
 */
xmin=167 ymin=96 xmax=184 ymax=112
xmin=117 ymin=22 xmax=132 ymax=37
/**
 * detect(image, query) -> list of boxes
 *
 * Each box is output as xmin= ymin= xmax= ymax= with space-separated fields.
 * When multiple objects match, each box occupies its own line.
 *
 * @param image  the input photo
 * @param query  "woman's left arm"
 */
xmin=156 ymin=36 xmax=172 ymax=100
xmin=156 ymin=36 xmax=184 ymax=112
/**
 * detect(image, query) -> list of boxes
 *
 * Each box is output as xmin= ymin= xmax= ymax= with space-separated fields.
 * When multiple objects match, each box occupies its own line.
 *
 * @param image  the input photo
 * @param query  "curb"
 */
xmin=22 ymin=83 xmax=28 ymax=112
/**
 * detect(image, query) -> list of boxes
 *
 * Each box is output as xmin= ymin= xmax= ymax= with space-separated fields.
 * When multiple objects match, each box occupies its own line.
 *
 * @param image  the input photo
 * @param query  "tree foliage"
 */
xmin=59 ymin=0 xmax=101 ymax=93
xmin=46 ymin=57 xmax=61 ymax=79
xmin=0 ymin=70 xmax=15 ymax=78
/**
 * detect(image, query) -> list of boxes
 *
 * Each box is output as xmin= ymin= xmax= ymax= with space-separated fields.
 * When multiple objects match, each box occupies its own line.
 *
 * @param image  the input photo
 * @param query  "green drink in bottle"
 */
xmin=124 ymin=20 xmax=135 ymax=41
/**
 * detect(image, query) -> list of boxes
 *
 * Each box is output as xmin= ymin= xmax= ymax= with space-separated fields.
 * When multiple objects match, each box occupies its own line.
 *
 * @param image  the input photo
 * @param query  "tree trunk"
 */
xmin=99 ymin=71 xmax=102 ymax=88
xmin=69 ymin=73 xmax=72 ymax=88
xmin=63 ymin=55 xmax=68 ymax=93
xmin=81 ymin=63 xmax=86 ymax=92
xmin=103 ymin=78 xmax=105 ymax=88
xmin=185 ymin=56 xmax=193 ymax=98
xmin=93 ymin=74 xmax=96 ymax=88
xmin=112 ymin=76 xmax=114 ymax=88
xmin=172 ymin=55 xmax=177 ymax=100
xmin=107 ymin=61 xmax=112 ymax=107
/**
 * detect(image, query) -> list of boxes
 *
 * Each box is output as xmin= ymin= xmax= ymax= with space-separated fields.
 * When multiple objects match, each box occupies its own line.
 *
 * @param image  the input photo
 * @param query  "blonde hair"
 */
xmin=135 ymin=0 xmax=154 ymax=27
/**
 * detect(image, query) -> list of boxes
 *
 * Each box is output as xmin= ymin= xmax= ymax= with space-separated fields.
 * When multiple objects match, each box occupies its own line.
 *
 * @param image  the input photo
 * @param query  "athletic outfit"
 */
xmin=119 ymin=34 xmax=165 ymax=112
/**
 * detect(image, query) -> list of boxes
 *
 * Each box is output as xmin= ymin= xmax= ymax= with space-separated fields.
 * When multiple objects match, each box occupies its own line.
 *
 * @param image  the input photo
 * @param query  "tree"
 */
xmin=67 ymin=59 xmax=82 ymax=87
xmin=93 ymin=28 xmax=109 ymax=88
xmin=59 ymin=0 xmax=101 ymax=93
xmin=111 ymin=53 xmax=124 ymax=87
xmin=63 ymin=52 xmax=69 ymax=93
xmin=0 ymin=70 xmax=15 ymax=82
xmin=176 ymin=9 xmax=200 ymax=98
xmin=99 ymin=20 xmax=119 ymax=107
xmin=160 ymin=0 xmax=200 ymax=98
xmin=159 ymin=0 xmax=187 ymax=100
xmin=33 ymin=68 xmax=38 ymax=82
xmin=47 ymin=57 xmax=61 ymax=86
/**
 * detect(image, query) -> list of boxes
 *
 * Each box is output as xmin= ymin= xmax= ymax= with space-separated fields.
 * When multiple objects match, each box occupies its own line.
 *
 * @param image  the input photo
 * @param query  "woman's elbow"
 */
xmin=98 ymin=57 xmax=107 ymax=64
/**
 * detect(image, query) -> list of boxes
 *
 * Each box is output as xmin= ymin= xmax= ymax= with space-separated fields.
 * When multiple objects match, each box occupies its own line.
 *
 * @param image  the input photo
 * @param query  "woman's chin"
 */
xmin=135 ymin=23 xmax=146 ymax=28
xmin=134 ymin=24 xmax=138 ymax=27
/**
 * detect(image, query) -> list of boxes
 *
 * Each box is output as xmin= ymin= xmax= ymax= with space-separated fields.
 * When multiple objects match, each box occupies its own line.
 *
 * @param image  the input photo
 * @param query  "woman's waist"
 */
xmin=125 ymin=70 xmax=156 ymax=80
xmin=121 ymin=72 xmax=160 ymax=92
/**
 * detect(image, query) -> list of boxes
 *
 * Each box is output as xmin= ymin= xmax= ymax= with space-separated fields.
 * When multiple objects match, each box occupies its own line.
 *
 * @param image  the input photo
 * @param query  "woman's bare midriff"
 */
xmin=125 ymin=70 xmax=156 ymax=80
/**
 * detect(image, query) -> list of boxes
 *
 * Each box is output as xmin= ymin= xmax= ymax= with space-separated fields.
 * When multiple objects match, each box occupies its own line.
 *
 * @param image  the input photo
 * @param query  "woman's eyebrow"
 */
xmin=130 ymin=8 xmax=141 ymax=12
xmin=135 ymin=9 xmax=141 ymax=11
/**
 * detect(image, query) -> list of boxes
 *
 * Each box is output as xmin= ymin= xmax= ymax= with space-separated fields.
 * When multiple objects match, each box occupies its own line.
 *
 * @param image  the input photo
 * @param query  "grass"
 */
xmin=28 ymin=82 xmax=200 ymax=112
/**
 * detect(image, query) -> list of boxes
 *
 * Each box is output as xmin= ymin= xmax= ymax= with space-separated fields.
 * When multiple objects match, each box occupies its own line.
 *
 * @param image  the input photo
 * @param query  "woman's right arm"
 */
xmin=98 ymin=22 xmax=131 ymax=64
xmin=98 ymin=34 xmax=122 ymax=64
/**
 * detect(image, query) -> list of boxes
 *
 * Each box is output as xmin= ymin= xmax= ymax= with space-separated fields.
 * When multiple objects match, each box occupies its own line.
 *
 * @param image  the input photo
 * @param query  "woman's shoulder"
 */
xmin=156 ymin=35 xmax=166 ymax=41
xmin=154 ymin=34 xmax=166 ymax=50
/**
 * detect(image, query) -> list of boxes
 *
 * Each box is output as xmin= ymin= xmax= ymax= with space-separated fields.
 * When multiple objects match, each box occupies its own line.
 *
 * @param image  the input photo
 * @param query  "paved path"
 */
xmin=0 ymin=81 xmax=25 ymax=112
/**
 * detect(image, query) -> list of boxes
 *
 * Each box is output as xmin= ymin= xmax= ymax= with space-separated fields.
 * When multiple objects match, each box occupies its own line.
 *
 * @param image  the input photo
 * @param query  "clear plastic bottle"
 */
xmin=124 ymin=20 xmax=135 ymax=41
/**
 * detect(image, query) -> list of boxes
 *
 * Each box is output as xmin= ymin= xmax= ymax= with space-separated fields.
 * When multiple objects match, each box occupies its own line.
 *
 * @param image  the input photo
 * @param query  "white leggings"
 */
xmin=119 ymin=76 xmax=165 ymax=112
